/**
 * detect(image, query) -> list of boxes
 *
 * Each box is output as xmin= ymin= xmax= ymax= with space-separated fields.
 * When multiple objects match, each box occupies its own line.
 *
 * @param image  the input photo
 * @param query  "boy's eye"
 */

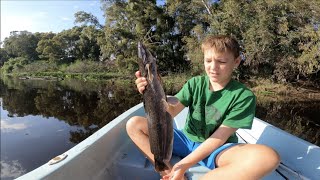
xmin=219 ymin=61 xmax=226 ymax=64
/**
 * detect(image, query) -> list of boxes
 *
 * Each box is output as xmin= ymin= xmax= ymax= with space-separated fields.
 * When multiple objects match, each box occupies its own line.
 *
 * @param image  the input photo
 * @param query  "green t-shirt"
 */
xmin=175 ymin=75 xmax=256 ymax=143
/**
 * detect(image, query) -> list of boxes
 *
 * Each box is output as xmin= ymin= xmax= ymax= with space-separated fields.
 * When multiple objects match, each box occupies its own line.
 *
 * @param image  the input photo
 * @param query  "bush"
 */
xmin=62 ymin=60 xmax=107 ymax=73
xmin=1 ymin=57 xmax=28 ymax=73
xmin=22 ymin=60 xmax=59 ymax=73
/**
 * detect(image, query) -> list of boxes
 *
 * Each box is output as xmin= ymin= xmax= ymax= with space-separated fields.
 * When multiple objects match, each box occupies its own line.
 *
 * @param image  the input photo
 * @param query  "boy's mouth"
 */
xmin=209 ymin=72 xmax=219 ymax=76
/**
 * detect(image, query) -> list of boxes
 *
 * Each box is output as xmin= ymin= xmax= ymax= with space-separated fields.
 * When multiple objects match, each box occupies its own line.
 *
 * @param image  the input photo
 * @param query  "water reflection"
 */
xmin=1 ymin=120 xmax=28 ymax=132
xmin=1 ymin=160 xmax=26 ymax=180
xmin=0 ymin=76 xmax=141 ymax=179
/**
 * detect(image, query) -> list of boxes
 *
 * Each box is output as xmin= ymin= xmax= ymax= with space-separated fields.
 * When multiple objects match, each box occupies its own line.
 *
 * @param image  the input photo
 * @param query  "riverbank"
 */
xmin=2 ymin=72 xmax=319 ymax=102
xmin=2 ymin=72 xmax=129 ymax=81
xmin=246 ymin=78 xmax=320 ymax=104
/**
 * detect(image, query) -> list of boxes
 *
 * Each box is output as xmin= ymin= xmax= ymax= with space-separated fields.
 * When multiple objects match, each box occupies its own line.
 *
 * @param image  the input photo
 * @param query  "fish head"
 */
xmin=138 ymin=42 xmax=156 ymax=81
xmin=138 ymin=41 xmax=154 ymax=66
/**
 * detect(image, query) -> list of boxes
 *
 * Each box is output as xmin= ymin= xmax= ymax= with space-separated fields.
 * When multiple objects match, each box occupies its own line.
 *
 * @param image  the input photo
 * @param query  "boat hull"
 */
xmin=16 ymin=103 xmax=320 ymax=180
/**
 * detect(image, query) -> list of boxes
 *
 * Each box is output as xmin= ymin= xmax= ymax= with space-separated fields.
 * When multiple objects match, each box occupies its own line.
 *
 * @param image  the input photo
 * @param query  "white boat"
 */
xmin=16 ymin=103 xmax=320 ymax=180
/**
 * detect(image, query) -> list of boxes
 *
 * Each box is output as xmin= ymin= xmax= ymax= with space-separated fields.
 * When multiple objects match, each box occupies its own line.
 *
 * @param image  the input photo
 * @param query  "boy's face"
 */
xmin=204 ymin=48 xmax=240 ymax=86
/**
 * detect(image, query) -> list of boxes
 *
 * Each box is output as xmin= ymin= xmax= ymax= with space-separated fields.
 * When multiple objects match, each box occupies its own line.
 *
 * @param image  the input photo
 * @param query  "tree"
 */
xmin=101 ymin=0 xmax=159 ymax=72
xmin=165 ymin=0 xmax=215 ymax=74
xmin=74 ymin=11 xmax=104 ymax=29
xmin=37 ymin=28 xmax=82 ymax=63
xmin=74 ymin=11 xmax=104 ymax=61
xmin=77 ymin=26 xmax=103 ymax=61
xmin=0 ymin=48 xmax=9 ymax=67
xmin=3 ymin=31 xmax=40 ymax=61
xmin=198 ymin=0 xmax=320 ymax=81
xmin=36 ymin=32 xmax=59 ymax=61
xmin=100 ymin=0 xmax=191 ymax=73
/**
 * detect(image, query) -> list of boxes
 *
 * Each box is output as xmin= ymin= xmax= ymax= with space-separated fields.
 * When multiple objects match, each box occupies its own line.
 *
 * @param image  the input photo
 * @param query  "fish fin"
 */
xmin=146 ymin=64 xmax=154 ymax=82
xmin=167 ymin=96 xmax=179 ymax=105
xmin=161 ymin=98 xmax=169 ymax=111
xmin=157 ymin=73 xmax=163 ymax=85
xmin=155 ymin=158 xmax=169 ymax=172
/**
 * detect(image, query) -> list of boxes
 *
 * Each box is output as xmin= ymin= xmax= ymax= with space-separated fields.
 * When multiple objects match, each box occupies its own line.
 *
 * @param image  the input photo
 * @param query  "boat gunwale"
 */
xmin=15 ymin=103 xmax=144 ymax=180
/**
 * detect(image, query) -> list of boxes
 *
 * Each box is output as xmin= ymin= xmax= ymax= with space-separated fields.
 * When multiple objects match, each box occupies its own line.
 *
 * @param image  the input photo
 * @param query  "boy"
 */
xmin=126 ymin=35 xmax=280 ymax=180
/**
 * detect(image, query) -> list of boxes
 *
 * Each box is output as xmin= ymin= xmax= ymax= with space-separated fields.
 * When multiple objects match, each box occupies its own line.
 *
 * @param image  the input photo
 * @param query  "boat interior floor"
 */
xmin=113 ymin=139 xmax=285 ymax=180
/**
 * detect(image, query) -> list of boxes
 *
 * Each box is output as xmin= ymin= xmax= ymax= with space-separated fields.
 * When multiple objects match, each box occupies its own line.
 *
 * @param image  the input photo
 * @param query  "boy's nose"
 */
xmin=210 ymin=61 xmax=218 ymax=70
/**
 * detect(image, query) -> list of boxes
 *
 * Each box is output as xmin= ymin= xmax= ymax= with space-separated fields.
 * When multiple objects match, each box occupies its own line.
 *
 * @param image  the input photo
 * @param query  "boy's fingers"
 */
xmin=135 ymin=77 xmax=146 ymax=86
xmin=139 ymin=87 xmax=145 ymax=94
xmin=162 ymin=173 xmax=171 ymax=179
xmin=135 ymin=70 xmax=147 ymax=94
xmin=135 ymin=78 xmax=140 ymax=85
xmin=135 ymin=71 xmax=141 ymax=78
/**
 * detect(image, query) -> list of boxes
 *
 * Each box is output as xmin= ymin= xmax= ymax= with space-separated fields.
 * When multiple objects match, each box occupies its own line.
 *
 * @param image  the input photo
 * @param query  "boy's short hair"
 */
xmin=201 ymin=35 xmax=240 ymax=58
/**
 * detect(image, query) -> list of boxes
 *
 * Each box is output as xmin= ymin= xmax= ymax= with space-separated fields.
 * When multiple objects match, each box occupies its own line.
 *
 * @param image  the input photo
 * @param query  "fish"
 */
xmin=137 ymin=42 xmax=173 ymax=172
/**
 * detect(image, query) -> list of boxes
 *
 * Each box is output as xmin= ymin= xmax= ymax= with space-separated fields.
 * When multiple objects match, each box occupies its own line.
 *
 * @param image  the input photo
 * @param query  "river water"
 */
xmin=0 ymin=77 xmax=319 ymax=179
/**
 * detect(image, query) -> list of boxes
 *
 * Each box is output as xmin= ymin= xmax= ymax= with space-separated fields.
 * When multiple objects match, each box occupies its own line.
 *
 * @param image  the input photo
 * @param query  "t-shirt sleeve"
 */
xmin=222 ymin=94 xmax=256 ymax=129
xmin=174 ymin=78 xmax=194 ymax=107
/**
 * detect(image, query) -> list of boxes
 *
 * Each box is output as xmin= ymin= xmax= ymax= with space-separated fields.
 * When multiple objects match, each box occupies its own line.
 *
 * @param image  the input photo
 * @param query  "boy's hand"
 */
xmin=135 ymin=71 xmax=148 ymax=94
xmin=161 ymin=163 xmax=186 ymax=180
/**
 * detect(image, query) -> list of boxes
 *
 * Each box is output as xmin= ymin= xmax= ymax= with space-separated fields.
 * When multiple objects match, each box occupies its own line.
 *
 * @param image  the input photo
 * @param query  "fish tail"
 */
xmin=154 ymin=158 xmax=169 ymax=172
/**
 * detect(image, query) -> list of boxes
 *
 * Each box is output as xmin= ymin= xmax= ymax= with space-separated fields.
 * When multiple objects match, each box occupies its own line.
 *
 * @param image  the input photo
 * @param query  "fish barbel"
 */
xmin=137 ymin=42 xmax=173 ymax=172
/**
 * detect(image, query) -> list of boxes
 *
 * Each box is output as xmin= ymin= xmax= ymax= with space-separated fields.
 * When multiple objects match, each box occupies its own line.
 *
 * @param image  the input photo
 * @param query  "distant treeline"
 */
xmin=1 ymin=0 xmax=319 ymax=83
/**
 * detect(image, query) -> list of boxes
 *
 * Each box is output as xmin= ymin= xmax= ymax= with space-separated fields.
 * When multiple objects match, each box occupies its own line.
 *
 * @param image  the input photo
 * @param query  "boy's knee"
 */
xmin=265 ymin=146 xmax=280 ymax=168
xmin=253 ymin=145 xmax=280 ymax=170
xmin=126 ymin=116 xmax=137 ymax=132
xmin=126 ymin=116 xmax=146 ymax=134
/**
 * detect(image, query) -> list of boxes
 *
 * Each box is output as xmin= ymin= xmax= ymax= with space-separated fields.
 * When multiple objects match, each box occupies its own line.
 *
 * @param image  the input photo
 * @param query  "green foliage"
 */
xmin=101 ymin=0 xmax=190 ymax=73
xmin=3 ymin=31 xmax=40 ymax=60
xmin=243 ymin=1 xmax=317 ymax=80
xmin=1 ymin=59 xmax=59 ymax=75
xmin=36 ymin=32 xmax=58 ymax=61
xmin=296 ymin=25 xmax=320 ymax=76
xmin=101 ymin=0 xmax=156 ymax=71
xmin=162 ymin=72 xmax=192 ymax=95
xmin=36 ymin=26 xmax=103 ymax=63
xmin=23 ymin=61 xmax=59 ymax=73
xmin=74 ymin=11 xmax=103 ymax=29
xmin=182 ymin=0 xmax=320 ymax=81
xmin=1 ymin=57 xmax=28 ymax=73
xmin=61 ymin=60 xmax=107 ymax=73
xmin=0 ymin=48 xmax=9 ymax=66
xmin=77 ymin=26 xmax=103 ymax=61
xmin=1 ymin=0 xmax=319 ymax=84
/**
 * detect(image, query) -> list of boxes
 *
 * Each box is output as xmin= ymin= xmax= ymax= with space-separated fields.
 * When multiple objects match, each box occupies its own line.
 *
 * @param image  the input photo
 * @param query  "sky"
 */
xmin=1 ymin=0 xmax=105 ymax=43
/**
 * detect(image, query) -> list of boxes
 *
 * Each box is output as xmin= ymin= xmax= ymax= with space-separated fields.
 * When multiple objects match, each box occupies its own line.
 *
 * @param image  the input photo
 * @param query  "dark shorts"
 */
xmin=172 ymin=128 xmax=238 ymax=169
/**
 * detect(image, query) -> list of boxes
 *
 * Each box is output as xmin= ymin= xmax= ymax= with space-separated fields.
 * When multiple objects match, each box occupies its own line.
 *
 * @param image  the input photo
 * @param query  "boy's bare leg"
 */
xmin=200 ymin=144 xmax=280 ymax=180
xmin=126 ymin=116 xmax=172 ymax=176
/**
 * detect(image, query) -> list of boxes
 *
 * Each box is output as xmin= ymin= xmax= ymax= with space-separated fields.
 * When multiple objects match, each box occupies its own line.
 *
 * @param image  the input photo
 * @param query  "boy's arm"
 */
xmin=166 ymin=96 xmax=185 ymax=118
xmin=174 ymin=125 xmax=237 ymax=171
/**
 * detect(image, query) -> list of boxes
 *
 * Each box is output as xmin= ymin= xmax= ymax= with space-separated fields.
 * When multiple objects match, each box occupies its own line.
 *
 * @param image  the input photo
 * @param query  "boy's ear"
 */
xmin=234 ymin=56 xmax=241 ymax=67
